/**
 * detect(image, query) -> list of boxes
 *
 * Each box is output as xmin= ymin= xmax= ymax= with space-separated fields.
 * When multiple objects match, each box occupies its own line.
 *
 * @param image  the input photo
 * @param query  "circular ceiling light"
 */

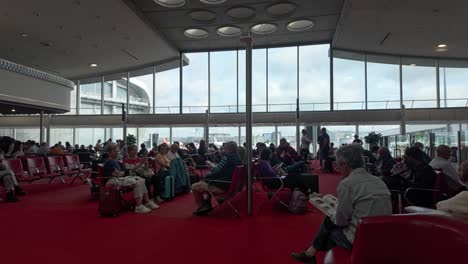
xmin=251 ymin=23 xmax=277 ymax=35
xmin=226 ymin=6 xmax=256 ymax=21
xmin=437 ymin=43 xmax=447 ymax=48
xmin=89 ymin=63 xmax=98 ymax=67
xmin=154 ymin=0 xmax=186 ymax=8
xmin=265 ymin=2 xmax=297 ymax=18
xmin=20 ymin=33 xmax=28 ymax=37
xmin=287 ymin=19 xmax=315 ymax=32
xmin=184 ymin=28 xmax=209 ymax=39
xmin=200 ymin=0 xmax=227 ymax=4
xmin=217 ymin=26 xmax=242 ymax=37
xmin=189 ymin=9 xmax=217 ymax=23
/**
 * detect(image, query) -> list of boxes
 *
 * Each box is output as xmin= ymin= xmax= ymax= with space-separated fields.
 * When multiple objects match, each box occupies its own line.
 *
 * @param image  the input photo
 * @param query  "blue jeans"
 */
xmin=312 ymin=217 xmax=353 ymax=251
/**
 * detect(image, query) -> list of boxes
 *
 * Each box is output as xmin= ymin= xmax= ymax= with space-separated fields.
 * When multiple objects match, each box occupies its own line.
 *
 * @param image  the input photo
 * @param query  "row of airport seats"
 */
xmin=0 ymin=154 xmax=91 ymax=185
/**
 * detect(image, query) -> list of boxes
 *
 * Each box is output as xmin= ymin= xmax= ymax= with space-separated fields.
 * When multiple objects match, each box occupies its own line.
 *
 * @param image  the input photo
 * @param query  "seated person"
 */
xmin=375 ymin=147 xmax=396 ymax=177
xmin=430 ymin=144 xmax=464 ymax=192
xmin=383 ymin=147 xmax=437 ymax=208
xmin=371 ymin=145 xmax=380 ymax=160
xmin=103 ymin=145 xmax=158 ymax=214
xmin=414 ymin=142 xmax=432 ymax=164
xmin=276 ymin=138 xmax=299 ymax=166
xmin=0 ymin=164 xmax=26 ymax=202
xmin=191 ymin=141 xmax=242 ymax=216
xmin=258 ymin=149 xmax=311 ymax=194
xmin=154 ymin=144 xmax=171 ymax=177
xmin=291 ymin=145 xmax=392 ymax=263
xmin=123 ymin=145 xmax=162 ymax=204
xmin=436 ymin=161 xmax=468 ymax=215
xmin=167 ymin=143 xmax=181 ymax=162
xmin=148 ymin=143 xmax=158 ymax=158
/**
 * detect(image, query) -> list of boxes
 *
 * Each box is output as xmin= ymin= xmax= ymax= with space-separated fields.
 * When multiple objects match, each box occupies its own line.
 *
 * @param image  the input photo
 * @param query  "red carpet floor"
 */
xmin=1 ymin=164 xmax=342 ymax=264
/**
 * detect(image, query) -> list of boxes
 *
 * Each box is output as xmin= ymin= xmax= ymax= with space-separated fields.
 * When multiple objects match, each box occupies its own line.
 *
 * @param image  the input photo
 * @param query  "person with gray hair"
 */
xmin=191 ymin=141 xmax=242 ymax=216
xmin=291 ymin=144 xmax=391 ymax=263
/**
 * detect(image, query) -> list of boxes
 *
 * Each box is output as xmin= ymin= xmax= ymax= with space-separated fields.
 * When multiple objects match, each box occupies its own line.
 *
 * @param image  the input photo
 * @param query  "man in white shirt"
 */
xmin=167 ymin=143 xmax=180 ymax=161
xmin=437 ymin=161 xmax=468 ymax=215
xmin=429 ymin=145 xmax=463 ymax=191
xmin=291 ymin=144 xmax=392 ymax=263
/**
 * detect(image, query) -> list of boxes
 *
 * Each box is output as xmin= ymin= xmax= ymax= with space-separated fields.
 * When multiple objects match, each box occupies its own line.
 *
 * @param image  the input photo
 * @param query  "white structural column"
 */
xmin=39 ymin=111 xmax=44 ymax=143
xmin=241 ymin=34 xmax=253 ymax=216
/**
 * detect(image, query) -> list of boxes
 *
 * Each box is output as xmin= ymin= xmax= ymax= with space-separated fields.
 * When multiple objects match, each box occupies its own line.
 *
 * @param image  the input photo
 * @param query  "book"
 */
xmin=309 ymin=194 xmax=338 ymax=217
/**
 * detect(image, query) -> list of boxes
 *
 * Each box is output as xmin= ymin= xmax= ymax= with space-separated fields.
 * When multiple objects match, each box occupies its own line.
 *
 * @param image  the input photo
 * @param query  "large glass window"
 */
xmin=80 ymin=80 xmax=102 ymax=114
xmin=252 ymin=126 xmax=276 ymax=146
xmin=367 ymin=55 xmax=400 ymax=109
xmin=238 ymin=50 xmax=246 ymax=112
xmin=210 ymin=51 xmax=237 ymax=113
xmin=277 ymin=126 xmax=297 ymax=150
xmin=440 ymin=60 xmax=468 ymax=107
xmin=299 ymin=44 xmax=330 ymax=111
xmin=253 ymin=49 xmax=267 ymax=112
xmin=129 ymin=69 xmax=153 ymax=114
xmin=324 ymin=125 xmax=356 ymax=147
xmin=209 ymin=126 xmax=239 ymax=145
xmin=14 ymin=128 xmax=40 ymax=142
xmin=183 ymin=53 xmax=208 ymax=113
xmin=103 ymin=73 xmax=127 ymax=115
xmin=402 ymin=58 xmax=437 ymax=108
xmin=0 ymin=128 xmax=14 ymax=137
xmin=172 ymin=127 xmax=204 ymax=145
xmin=137 ymin=127 xmax=170 ymax=147
xmin=155 ymin=67 xmax=180 ymax=114
xmin=268 ymin=47 xmax=297 ymax=112
xmin=50 ymin=128 xmax=74 ymax=145
xmin=333 ymin=53 xmax=365 ymax=110
xmin=69 ymin=85 xmax=77 ymax=115
xmin=77 ymin=128 xmax=105 ymax=146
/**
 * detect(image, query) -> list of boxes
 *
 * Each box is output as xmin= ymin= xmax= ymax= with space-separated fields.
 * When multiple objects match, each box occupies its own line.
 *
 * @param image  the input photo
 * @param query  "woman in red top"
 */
xmin=123 ymin=145 xmax=163 ymax=203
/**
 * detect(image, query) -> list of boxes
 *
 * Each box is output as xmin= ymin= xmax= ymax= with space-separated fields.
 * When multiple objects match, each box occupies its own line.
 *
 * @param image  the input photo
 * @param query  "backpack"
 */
xmin=289 ymin=189 xmax=308 ymax=214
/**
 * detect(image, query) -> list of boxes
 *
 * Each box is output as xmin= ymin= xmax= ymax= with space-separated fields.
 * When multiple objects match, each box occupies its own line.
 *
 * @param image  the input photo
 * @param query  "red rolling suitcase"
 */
xmin=99 ymin=185 xmax=122 ymax=217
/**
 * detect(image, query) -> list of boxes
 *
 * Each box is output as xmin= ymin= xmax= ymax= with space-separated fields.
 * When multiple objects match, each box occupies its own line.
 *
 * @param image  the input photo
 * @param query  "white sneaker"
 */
xmin=135 ymin=205 xmax=151 ymax=214
xmin=145 ymin=201 xmax=159 ymax=210
xmin=154 ymin=196 xmax=165 ymax=203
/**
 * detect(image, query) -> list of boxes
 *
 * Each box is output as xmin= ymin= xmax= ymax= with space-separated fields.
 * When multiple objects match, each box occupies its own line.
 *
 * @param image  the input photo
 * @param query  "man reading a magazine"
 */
xmin=291 ymin=144 xmax=391 ymax=263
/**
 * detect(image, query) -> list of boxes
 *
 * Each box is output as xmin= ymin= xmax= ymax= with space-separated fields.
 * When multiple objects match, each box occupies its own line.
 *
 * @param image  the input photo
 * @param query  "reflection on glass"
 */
xmin=253 ymin=49 xmax=267 ymax=112
xmin=209 ymin=126 xmax=239 ymax=145
xmin=137 ymin=127 xmax=170 ymax=147
xmin=172 ymin=127 xmax=204 ymax=145
xmin=77 ymin=128 xmax=105 ymax=146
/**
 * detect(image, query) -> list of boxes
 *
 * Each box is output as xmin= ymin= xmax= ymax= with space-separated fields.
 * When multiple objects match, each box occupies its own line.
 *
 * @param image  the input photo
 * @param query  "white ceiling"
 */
xmin=333 ymin=0 xmax=468 ymax=59
xmin=0 ymin=0 xmax=179 ymax=80
xmin=131 ymin=0 xmax=343 ymax=51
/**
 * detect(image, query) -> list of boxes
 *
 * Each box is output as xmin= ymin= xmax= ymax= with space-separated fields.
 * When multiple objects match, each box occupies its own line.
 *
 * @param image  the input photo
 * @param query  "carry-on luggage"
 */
xmin=98 ymin=185 xmax=122 ymax=217
xmin=160 ymin=175 xmax=175 ymax=200
xmin=298 ymin=173 xmax=319 ymax=194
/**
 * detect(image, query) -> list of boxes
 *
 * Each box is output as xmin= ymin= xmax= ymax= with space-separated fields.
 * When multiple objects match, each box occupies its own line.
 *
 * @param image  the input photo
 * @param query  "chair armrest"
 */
xmin=404 ymin=206 xmax=446 ymax=214
xmin=403 ymin=187 xmax=447 ymax=206
xmin=207 ymin=179 xmax=232 ymax=184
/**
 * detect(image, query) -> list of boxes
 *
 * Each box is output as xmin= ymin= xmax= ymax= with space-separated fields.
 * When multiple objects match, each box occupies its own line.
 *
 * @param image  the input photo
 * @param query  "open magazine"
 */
xmin=309 ymin=194 xmax=338 ymax=217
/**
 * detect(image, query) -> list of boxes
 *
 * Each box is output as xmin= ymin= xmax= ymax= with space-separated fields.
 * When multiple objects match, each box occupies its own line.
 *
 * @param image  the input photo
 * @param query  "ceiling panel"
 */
xmin=0 ymin=0 xmax=179 ymax=79
xmin=130 ymin=0 xmax=343 ymax=51
xmin=334 ymin=0 xmax=468 ymax=59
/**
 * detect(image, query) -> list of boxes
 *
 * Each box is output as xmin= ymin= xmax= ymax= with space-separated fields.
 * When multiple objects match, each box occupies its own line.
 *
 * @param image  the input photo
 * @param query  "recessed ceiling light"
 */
xmin=287 ymin=19 xmax=315 ymax=32
xmin=189 ymin=10 xmax=217 ymax=23
xmin=89 ymin=63 xmax=98 ymax=67
xmin=154 ymin=0 xmax=186 ymax=8
xmin=265 ymin=2 xmax=297 ymax=18
xmin=200 ymin=0 xmax=227 ymax=4
xmin=184 ymin=28 xmax=209 ymax=39
xmin=251 ymin=23 xmax=277 ymax=35
xmin=11 ymin=108 xmax=16 ymax=112
xmin=217 ymin=26 xmax=242 ymax=37
xmin=226 ymin=6 xmax=256 ymax=21
xmin=437 ymin=44 xmax=447 ymax=48
xmin=20 ymin=33 xmax=28 ymax=37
